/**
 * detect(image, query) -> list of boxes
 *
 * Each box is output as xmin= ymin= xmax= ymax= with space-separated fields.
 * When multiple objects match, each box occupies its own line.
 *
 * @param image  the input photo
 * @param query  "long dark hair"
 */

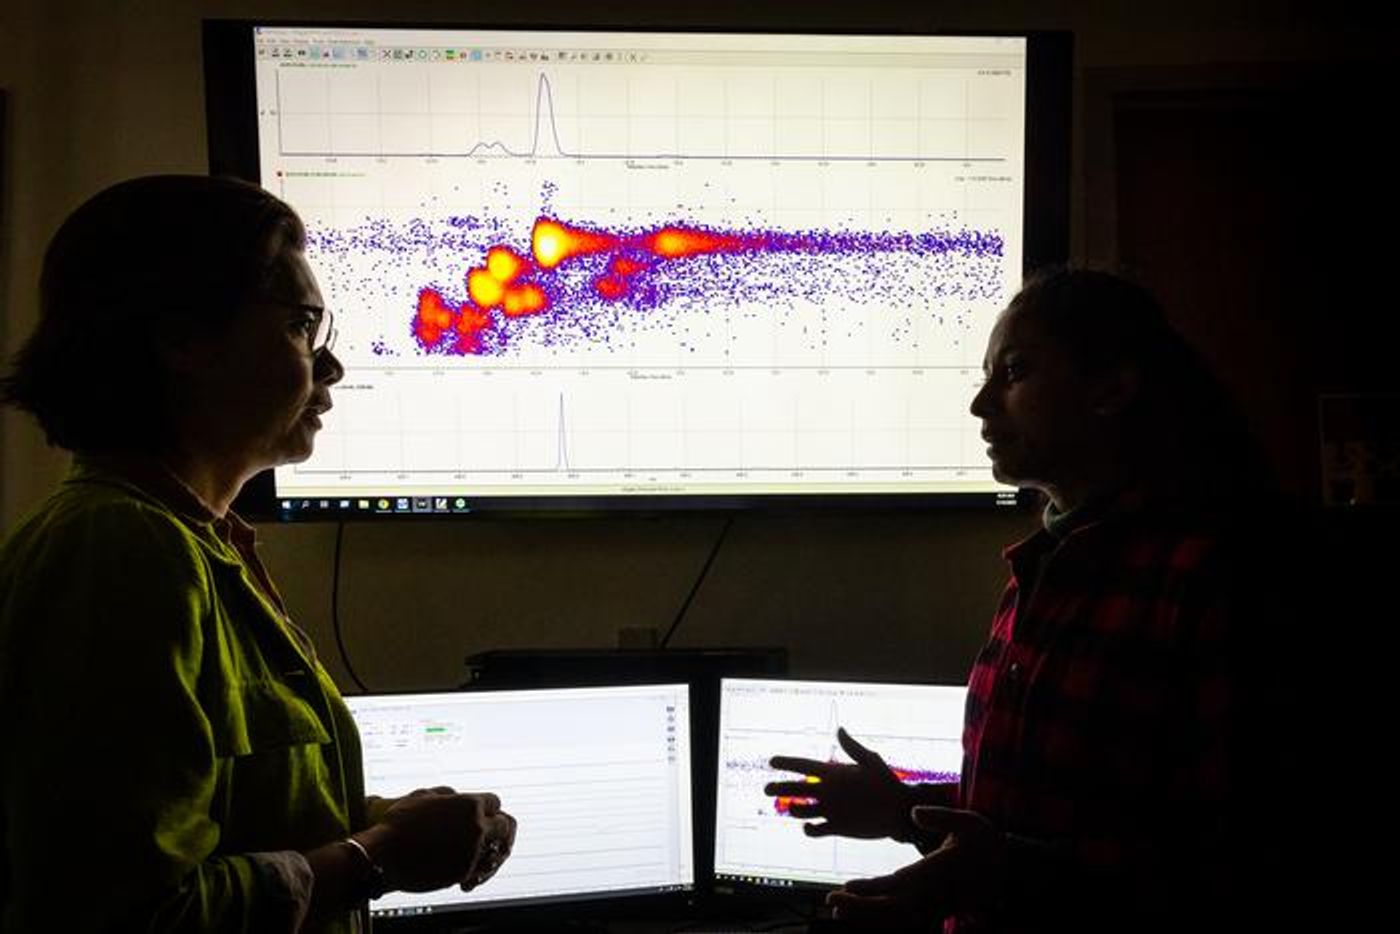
xmin=1010 ymin=267 xmax=1272 ymax=503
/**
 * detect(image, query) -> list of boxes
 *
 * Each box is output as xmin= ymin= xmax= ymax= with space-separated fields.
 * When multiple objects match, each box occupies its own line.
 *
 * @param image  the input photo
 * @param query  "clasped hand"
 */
xmin=361 ymin=786 xmax=518 ymax=894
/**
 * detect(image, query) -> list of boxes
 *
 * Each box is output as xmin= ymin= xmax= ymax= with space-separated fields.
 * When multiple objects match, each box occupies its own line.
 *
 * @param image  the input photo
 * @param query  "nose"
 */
xmin=314 ymin=347 xmax=345 ymax=386
xmin=969 ymin=378 xmax=993 ymax=418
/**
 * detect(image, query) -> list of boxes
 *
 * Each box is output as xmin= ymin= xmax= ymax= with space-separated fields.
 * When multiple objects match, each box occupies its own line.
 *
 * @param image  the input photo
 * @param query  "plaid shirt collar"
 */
xmin=1002 ymin=487 xmax=1158 ymax=565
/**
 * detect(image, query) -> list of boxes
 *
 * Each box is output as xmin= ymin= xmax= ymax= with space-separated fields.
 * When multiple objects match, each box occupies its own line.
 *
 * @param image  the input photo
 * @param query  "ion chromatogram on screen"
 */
xmin=254 ymin=28 xmax=1027 ymax=498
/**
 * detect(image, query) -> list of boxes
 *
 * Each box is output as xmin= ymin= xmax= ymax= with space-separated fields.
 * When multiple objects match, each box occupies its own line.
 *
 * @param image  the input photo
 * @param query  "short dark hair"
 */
xmin=1010 ymin=267 xmax=1271 ymax=498
xmin=0 ymin=175 xmax=305 ymax=453
xmin=1009 ymin=267 xmax=1174 ymax=378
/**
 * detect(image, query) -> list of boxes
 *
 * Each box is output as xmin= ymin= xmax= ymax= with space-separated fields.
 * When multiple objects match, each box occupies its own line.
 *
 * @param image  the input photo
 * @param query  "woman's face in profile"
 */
xmin=176 ymin=244 xmax=343 ymax=475
xmin=968 ymin=304 xmax=1103 ymax=493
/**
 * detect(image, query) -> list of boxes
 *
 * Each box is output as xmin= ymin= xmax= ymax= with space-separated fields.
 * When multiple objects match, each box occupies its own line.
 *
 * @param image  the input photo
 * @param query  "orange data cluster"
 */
xmin=412 ymin=215 xmax=754 ymax=355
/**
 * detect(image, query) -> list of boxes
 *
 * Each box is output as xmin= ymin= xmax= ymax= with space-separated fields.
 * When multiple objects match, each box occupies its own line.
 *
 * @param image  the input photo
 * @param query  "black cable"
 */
xmin=331 ymin=520 xmax=369 ymax=692
xmin=659 ymin=515 xmax=734 ymax=649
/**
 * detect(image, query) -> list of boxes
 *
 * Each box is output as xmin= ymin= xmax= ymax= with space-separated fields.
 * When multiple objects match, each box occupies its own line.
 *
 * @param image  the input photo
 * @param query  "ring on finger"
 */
xmin=479 ymin=837 xmax=506 ymax=872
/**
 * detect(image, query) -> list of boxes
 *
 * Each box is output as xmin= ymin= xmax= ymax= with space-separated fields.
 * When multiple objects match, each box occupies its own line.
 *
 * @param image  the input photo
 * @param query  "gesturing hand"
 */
xmin=765 ymin=728 xmax=915 ymax=840
xmin=825 ymin=805 xmax=1007 ymax=924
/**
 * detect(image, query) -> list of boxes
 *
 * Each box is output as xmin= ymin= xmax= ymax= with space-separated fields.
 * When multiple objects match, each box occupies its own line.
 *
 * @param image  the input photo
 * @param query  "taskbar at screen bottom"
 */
xmin=369 ymin=883 xmax=693 ymax=918
xmin=714 ymin=871 xmax=830 ymax=891
xmin=260 ymin=488 xmax=1025 ymax=519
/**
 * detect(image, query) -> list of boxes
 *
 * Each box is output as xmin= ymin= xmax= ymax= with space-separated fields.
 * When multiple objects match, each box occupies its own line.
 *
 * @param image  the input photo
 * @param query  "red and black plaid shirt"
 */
xmin=952 ymin=495 xmax=1261 ymax=932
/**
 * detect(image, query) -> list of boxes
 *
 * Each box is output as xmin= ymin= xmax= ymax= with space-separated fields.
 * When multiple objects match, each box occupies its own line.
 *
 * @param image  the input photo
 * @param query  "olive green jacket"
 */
xmin=0 ymin=460 xmax=367 ymax=933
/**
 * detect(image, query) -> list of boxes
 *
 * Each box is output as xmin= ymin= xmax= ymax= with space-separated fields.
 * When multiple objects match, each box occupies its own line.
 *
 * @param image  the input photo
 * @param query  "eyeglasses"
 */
xmin=268 ymin=301 xmax=337 ymax=356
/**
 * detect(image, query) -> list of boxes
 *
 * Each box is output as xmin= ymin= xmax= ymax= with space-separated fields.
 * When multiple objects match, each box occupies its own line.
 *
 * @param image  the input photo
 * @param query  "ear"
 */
xmin=1091 ymin=364 xmax=1141 ymax=417
xmin=157 ymin=329 xmax=222 ymax=379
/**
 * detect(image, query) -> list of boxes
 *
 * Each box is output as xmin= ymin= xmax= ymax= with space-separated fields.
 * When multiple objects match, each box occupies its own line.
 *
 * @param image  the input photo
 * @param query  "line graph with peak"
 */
xmin=274 ymin=68 xmax=1019 ymax=163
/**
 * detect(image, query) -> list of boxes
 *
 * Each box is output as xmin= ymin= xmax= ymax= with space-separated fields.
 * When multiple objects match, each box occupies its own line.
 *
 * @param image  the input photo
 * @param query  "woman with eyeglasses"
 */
xmin=0 ymin=175 xmax=515 ymax=933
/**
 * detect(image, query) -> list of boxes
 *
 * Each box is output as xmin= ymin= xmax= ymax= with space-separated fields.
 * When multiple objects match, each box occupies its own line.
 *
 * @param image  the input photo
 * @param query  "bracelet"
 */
xmin=342 ymin=836 xmax=388 ymax=901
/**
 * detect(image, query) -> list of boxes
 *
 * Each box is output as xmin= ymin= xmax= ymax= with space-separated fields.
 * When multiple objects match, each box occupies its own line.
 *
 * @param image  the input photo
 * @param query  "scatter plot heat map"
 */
xmin=407 ymin=216 xmax=1004 ymax=358
xmin=250 ymin=24 xmax=1033 ymax=508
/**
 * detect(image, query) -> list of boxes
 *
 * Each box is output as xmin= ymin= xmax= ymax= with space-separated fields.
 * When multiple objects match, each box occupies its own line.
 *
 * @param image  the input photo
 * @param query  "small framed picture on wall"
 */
xmin=1320 ymin=394 xmax=1400 ymax=506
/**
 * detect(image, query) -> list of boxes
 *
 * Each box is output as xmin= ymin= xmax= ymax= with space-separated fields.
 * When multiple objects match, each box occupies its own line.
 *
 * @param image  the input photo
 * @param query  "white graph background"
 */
xmin=350 ymin=686 xmax=693 ymax=912
xmin=253 ymin=28 xmax=1026 ymax=497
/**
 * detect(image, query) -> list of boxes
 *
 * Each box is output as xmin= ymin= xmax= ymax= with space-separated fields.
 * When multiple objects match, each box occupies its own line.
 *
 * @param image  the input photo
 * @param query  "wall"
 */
xmin=0 ymin=0 xmax=1377 ymax=692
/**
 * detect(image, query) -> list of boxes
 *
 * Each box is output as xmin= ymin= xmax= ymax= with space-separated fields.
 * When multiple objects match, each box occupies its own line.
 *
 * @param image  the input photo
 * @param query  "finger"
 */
xmin=456 ymin=868 xmax=495 ymax=890
xmin=837 ymin=727 xmax=889 ymax=771
xmin=498 ymin=811 xmax=518 ymax=848
xmin=470 ymin=792 xmax=502 ymax=816
xmin=406 ymin=786 xmax=453 ymax=797
xmin=768 ymin=755 xmax=834 ymax=777
xmin=485 ymin=812 xmax=515 ymax=849
xmin=911 ymin=805 xmax=984 ymax=836
xmin=466 ymin=815 xmax=515 ymax=880
xmin=784 ymin=801 xmax=822 ymax=819
xmin=764 ymin=780 xmax=822 ymax=797
xmin=829 ymin=852 xmax=964 ymax=924
xmin=470 ymin=858 xmax=503 ymax=880
xmin=459 ymin=862 xmax=502 ymax=891
xmin=365 ymin=795 xmax=394 ymax=823
xmin=802 ymin=821 xmax=840 ymax=838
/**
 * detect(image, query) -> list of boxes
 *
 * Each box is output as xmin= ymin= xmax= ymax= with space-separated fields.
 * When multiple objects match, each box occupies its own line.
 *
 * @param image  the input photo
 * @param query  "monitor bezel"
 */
xmin=343 ymin=681 xmax=701 ymax=924
xmin=203 ymin=20 xmax=1070 ymax=520
xmin=712 ymin=675 xmax=969 ymax=896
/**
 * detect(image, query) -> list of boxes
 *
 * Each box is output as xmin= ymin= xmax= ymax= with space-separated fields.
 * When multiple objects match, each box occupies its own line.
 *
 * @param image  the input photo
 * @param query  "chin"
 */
xmin=283 ymin=418 xmax=323 ymax=464
xmin=270 ymin=434 xmax=317 ymax=467
xmin=987 ymin=447 xmax=1037 ymax=488
xmin=988 ymin=460 xmax=1018 ymax=486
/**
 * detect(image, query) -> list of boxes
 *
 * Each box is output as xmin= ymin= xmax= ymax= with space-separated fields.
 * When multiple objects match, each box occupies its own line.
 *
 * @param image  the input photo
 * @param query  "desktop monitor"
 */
xmin=203 ymin=21 xmax=1070 ymax=517
xmin=714 ymin=677 xmax=966 ymax=889
xmin=344 ymin=683 xmax=694 ymax=920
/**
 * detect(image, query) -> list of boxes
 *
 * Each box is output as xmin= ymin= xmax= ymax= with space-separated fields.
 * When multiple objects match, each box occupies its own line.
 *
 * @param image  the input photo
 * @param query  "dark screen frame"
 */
xmin=203 ymin=21 xmax=1069 ymax=521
